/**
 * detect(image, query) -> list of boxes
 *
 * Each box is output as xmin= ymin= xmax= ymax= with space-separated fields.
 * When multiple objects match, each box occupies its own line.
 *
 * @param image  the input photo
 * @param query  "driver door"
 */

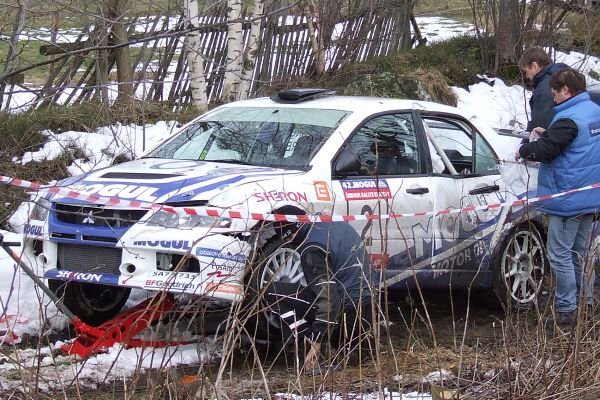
xmin=331 ymin=112 xmax=436 ymax=281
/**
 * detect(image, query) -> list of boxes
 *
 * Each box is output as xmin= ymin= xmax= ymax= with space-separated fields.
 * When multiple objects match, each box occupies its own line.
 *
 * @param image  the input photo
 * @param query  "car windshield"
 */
xmin=147 ymin=106 xmax=350 ymax=169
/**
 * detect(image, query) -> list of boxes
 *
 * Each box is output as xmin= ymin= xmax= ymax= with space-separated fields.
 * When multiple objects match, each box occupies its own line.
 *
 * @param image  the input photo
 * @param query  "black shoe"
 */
xmin=547 ymin=310 xmax=577 ymax=329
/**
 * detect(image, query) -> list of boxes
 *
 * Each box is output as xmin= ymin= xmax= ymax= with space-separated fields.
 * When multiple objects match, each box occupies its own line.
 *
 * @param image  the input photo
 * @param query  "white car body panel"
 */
xmin=24 ymin=94 xmax=538 ymax=304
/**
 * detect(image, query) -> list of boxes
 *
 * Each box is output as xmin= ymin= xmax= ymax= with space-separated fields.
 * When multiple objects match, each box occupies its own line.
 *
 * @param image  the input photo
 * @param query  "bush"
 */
xmin=262 ymin=35 xmax=496 ymax=101
xmin=567 ymin=14 xmax=600 ymax=56
xmin=0 ymin=100 xmax=201 ymax=228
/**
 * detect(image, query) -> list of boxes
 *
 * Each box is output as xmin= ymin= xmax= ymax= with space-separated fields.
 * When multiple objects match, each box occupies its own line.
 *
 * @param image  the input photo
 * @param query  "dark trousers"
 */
xmin=264 ymin=282 xmax=373 ymax=353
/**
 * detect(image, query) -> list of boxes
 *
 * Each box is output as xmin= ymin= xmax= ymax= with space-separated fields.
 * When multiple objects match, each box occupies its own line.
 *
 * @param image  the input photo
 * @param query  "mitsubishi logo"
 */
xmin=82 ymin=210 xmax=96 ymax=224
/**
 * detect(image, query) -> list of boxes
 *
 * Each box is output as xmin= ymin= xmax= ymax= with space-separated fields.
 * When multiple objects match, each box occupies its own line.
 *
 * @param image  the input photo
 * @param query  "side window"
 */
xmin=345 ymin=113 xmax=422 ymax=176
xmin=422 ymin=117 xmax=499 ymax=175
xmin=423 ymin=118 xmax=473 ymax=175
xmin=474 ymin=132 xmax=500 ymax=174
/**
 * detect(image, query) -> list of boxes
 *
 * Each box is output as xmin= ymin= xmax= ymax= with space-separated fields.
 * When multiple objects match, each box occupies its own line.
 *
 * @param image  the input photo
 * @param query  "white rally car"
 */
xmin=23 ymin=89 xmax=545 ymax=325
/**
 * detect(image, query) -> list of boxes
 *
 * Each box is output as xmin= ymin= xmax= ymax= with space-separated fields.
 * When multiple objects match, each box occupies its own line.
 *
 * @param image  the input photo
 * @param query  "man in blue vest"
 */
xmin=263 ymin=221 xmax=377 ymax=374
xmin=517 ymin=67 xmax=600 ymax=328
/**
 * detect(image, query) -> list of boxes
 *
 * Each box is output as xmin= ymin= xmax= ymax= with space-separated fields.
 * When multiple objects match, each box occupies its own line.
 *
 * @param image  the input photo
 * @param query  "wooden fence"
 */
xmin=0 ymin=4 xmax=416 ymax=110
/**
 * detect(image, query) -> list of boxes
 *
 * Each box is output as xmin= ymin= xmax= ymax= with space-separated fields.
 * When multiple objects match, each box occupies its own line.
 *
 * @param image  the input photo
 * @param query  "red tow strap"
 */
xmin=63 ymin=293 xmax=182 ymax=358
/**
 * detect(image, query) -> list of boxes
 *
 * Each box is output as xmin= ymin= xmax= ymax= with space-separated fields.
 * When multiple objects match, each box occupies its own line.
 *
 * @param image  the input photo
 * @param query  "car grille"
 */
xmin=57 ymin=243 xmax=121 ymax=275
xmin=54 ymin=203 xmax=147 ymax=228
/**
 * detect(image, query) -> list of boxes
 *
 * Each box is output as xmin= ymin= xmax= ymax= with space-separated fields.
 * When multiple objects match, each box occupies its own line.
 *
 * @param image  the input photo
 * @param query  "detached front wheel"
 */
xmin=493 ymin=224 xmax=547 ymax=310
xmin=48 ymin=280 xmax=131 ymax=326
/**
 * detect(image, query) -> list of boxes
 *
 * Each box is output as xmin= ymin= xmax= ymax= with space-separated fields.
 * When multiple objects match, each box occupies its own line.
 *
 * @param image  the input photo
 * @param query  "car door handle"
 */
xmin=469 ymin=185 xmax=500 ymax=195
xmin=406 ymin=187 xmax=429 ymax=194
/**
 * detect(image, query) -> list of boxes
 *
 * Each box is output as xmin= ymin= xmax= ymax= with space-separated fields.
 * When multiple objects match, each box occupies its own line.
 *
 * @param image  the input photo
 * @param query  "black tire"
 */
xmin=490 ymin=224 xmax=548 ymax=311
xmin=48 ymin=279 xmax=131 ymax=326
xmin=243 ymin=235 xmax=306 ymax=344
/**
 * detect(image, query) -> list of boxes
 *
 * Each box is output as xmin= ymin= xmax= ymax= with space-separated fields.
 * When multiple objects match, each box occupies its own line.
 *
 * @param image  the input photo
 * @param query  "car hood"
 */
xmin=53 ymin=158 xmax=306 ymax=206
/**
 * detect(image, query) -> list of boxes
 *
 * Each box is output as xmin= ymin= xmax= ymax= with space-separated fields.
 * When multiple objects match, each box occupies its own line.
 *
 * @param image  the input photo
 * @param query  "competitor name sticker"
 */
xmin=340 ymin=179 xmax=392 ymax=200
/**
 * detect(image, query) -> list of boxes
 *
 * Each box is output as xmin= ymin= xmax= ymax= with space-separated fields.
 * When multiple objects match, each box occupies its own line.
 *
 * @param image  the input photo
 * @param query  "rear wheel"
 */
xmin=48 ymin=280 xmax=131 ymax=326
xmin=492 ymin=224 xmax=547 ymax=310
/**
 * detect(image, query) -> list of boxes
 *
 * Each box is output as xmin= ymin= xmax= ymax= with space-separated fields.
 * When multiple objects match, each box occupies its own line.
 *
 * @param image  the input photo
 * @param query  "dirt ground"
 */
xmin=9 ymin=275 xmax=600 ymax=399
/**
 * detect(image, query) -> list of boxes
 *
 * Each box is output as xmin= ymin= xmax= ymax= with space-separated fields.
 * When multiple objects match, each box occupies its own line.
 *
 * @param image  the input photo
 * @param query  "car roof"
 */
xmin=219 ymin=95 xmax=463 ymax=117
xmin=211 ymin=93 xmax=520 ymax=158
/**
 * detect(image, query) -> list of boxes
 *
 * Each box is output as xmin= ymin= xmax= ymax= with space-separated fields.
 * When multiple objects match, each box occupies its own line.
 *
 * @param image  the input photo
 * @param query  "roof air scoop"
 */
xmin=270 ymin=88 xmax=335 ymax=104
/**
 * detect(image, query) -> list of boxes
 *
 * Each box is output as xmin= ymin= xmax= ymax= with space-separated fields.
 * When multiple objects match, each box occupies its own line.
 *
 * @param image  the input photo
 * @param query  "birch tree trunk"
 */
xmin=221 ymin=0 xmax=244 ymax=102
xmin=184 ymin=0 xmax=208 ymax=109
xmin=107 ymin=0 xmax=134 ymax=105
xmin=238 ymin=0 xmax=265 ymax=99
xmin=0 ymin=0 xmax=30 ymax=109
xmin=303 ymin=0 xmax=326 ymax=76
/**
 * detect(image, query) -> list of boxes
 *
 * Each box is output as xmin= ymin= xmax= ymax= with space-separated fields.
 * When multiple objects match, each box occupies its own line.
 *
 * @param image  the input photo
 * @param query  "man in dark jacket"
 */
xmin=519 ymin=47 xmax=568 ymax=133
xmin=263 ymin=221 xmax=376 ymax=373
xmin=517 ymin=68 xmax=600 ymax=328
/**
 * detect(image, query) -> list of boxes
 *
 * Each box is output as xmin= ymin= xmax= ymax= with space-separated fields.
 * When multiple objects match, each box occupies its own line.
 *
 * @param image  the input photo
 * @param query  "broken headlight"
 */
xmin=147 ymin=209 xmax=231 ymax=229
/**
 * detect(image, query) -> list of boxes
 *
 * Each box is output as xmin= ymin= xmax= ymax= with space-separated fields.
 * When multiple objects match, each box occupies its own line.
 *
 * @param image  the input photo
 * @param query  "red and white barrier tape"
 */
xmin=2 ymin=174 xmax=599 ymax=223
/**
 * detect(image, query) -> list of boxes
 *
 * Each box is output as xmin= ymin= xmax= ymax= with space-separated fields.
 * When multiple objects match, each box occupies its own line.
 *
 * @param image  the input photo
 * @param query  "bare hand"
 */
xmin=303 ymin=341 xmax=321 ymax=372
xmin=532 ymin=127 xmax=545 ymax=135
xmin=529 ymin=127 xmax=545 ymax=142
xmin=515 ymin=150 xmax=522 ymax=161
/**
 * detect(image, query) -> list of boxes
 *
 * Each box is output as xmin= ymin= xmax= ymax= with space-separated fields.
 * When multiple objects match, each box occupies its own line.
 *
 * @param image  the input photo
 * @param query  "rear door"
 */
xmin=418 ymin=113 xmax=504 ymax=280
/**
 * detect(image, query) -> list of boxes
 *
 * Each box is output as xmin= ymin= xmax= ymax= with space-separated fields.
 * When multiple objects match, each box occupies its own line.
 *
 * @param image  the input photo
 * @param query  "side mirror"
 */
xmin=333 ymin=149 xmax=361 ymax=175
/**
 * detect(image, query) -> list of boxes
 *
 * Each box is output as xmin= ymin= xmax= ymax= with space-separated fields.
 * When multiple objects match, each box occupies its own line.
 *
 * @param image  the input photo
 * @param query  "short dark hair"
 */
xmin=519 ymin=47 xmax=552 ymax=69
xmin=550 ymin=67 xmax=586 ymax=95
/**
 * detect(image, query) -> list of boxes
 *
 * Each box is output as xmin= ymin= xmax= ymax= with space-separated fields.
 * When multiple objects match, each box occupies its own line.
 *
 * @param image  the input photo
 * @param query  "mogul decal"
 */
xmin=132 ymin=240 xmax=191 ymax=250
xmin=70 ymin=183 xmax=159 ymax=202
xmin=254 ymin=190 xmax=308 ymax=203
xmin=195 ymin=247 xmax=247 ymax=263
xmin=341 ymin=179 xmax=392 ymax=200
xmin=24 ymin=224 xmax=42 ymax=236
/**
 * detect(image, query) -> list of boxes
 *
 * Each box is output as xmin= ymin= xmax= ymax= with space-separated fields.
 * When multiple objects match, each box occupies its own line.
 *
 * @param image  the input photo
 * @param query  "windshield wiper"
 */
xmin=206 ymin=159 xmax=251 ymax=165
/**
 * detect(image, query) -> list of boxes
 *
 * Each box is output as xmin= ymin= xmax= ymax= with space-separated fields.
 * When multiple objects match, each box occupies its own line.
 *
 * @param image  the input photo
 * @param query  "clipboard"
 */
xmin=494 ymin=128 xmax=529 ymax=139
